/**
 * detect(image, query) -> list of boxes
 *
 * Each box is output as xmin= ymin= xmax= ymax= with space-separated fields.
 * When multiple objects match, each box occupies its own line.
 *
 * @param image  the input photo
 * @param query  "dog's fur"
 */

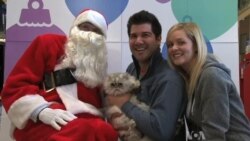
xmin=103 ymin=72 xmax=152 ymax=141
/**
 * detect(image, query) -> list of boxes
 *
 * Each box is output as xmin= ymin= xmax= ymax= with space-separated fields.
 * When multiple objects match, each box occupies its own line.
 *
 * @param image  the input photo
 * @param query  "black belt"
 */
xmin=42 ymin=68 xmax=76 ymax=92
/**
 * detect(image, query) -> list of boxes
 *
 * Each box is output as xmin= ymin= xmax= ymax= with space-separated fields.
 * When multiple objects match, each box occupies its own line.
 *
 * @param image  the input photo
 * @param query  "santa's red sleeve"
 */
xmin=1 ymin=34 xmax=67 ymax=129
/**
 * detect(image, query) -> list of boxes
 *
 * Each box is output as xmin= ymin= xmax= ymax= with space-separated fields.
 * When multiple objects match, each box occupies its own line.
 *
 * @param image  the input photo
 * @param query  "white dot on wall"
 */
xmin=32 ymin=1 xmax=40 ymax=9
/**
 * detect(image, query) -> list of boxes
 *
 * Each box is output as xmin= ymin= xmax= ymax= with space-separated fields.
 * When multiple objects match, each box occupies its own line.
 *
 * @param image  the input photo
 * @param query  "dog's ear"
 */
xmin=133 ymin=79 xmax=140 ymax=88
xmin=103 ymin=76 xmax=110 ymax=89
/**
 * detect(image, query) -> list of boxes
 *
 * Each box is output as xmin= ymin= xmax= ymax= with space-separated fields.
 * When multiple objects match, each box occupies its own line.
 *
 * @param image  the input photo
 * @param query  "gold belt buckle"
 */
xmin=43 ymin=72 xmax=56 ymax=93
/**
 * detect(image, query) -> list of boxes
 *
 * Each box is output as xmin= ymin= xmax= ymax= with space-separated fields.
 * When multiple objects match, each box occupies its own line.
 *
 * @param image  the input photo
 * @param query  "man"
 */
xmin=107 ymin=10 xmax=186 ymax=141
xmin=1 ymin=9 xmax=118 ymax=141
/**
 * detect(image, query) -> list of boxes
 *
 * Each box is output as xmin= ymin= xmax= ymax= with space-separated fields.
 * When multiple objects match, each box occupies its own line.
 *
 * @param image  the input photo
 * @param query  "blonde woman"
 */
xmin=166 ymin=22 xmax=250 ymax=141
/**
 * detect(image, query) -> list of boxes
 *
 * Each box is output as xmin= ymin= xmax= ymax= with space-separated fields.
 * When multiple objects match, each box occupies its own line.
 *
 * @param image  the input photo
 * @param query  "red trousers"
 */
xmin=14 ymin=114 xmax=118 ymax=141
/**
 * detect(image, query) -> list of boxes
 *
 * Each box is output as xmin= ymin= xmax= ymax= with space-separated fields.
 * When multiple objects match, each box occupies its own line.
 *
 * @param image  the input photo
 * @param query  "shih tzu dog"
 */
xmin=103 ymin=72 xmax=152 ymax=141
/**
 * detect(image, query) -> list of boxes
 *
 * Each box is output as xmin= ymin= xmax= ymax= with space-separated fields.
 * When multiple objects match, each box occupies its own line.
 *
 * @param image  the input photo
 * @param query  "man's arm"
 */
xmin=121 ymin=75 xmax=186 ymax=141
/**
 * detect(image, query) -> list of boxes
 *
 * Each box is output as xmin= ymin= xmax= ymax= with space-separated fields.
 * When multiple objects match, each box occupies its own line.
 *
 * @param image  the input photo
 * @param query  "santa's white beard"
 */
xmin=59 ymin=26 xmax=108 ymax=88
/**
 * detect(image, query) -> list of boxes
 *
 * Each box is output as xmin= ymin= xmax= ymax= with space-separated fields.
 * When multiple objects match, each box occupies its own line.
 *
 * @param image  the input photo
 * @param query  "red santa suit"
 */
xmin=1 ymin=10 xmax=118 ymax=141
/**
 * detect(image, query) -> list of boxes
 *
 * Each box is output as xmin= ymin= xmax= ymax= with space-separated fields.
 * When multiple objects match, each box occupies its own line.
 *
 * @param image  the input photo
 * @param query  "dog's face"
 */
xmin=103 ymin=73 xmax=140 ymax=96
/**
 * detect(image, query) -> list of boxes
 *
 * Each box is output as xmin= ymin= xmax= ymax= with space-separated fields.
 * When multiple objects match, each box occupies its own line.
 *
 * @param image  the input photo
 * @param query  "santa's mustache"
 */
xmin=69 ymin=26 xmax=105 ymax=49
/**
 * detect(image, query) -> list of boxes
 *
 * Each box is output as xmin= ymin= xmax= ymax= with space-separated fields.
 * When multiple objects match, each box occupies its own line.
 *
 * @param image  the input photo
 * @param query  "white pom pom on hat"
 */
xmin=73 ymin=9 xmax=108 ymax=38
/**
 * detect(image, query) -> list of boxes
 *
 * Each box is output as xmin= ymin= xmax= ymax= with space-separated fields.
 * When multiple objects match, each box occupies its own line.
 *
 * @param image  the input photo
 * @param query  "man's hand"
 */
xmin=38 ymin=108 xmax=77 ymax=130
xmin=109 ymin=112 xmax=130 ymax=138
xmin=106 ymin=93 xmax=132 ymax=108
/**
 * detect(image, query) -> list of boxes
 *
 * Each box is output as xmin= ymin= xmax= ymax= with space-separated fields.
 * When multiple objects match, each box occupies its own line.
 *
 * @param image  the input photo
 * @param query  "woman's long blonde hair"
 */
xmin=166 ymin=22 xmax=207 ymax=97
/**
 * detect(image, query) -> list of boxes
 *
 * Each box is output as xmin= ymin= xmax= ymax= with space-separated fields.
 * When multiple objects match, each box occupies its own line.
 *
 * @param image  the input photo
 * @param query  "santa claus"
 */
xmin=1 ymin=9 xmax=118 ymax=141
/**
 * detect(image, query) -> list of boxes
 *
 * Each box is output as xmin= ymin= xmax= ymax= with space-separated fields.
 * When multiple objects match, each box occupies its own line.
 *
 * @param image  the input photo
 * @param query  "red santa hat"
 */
xmin=73 ymin=9 xmax=107 ymax=38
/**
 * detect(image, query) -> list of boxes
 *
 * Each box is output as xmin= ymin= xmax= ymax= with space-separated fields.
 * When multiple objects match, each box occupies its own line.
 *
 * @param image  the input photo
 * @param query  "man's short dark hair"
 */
xmin=127 ymin=10 xmax=162 ymax=38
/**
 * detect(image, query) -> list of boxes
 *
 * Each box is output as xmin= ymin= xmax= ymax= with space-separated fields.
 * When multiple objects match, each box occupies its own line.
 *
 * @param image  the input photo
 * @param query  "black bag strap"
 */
xmin=173 ymin=93 xmax=188 ymax=140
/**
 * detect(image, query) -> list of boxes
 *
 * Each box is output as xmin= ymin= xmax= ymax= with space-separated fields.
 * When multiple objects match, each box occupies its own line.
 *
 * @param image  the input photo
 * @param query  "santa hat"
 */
xmin=73 ymin=9 xmax=107 ymax=38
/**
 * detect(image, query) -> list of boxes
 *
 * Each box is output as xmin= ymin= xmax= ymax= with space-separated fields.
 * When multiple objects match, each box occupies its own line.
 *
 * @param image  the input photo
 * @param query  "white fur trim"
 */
xmin=56 ymin=84 xmax=102 ymax=117
xmin=7 ymin=95 xmax=48 ymax=129
xmin=73 ymin=9 xmax=107 ymax=38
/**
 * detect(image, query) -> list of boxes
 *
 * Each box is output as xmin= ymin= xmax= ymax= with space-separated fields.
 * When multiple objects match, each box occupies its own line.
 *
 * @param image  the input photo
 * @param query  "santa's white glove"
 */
xmin=38 ymin=108 xmax=77 ymax=130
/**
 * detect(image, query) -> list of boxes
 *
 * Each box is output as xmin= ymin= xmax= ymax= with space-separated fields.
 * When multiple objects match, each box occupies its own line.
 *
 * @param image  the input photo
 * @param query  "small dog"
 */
xmin=103 ymin=72 xmax=152 ymax=141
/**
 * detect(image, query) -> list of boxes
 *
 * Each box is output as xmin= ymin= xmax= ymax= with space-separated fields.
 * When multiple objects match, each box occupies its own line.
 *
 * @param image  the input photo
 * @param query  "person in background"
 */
xmin=107 ymin=10 xmax=187 ymax=141
xmin=1 ymin=9 xmax=118 ymax=141
xmin=166 ymin=22 xmax=250 ymax=141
